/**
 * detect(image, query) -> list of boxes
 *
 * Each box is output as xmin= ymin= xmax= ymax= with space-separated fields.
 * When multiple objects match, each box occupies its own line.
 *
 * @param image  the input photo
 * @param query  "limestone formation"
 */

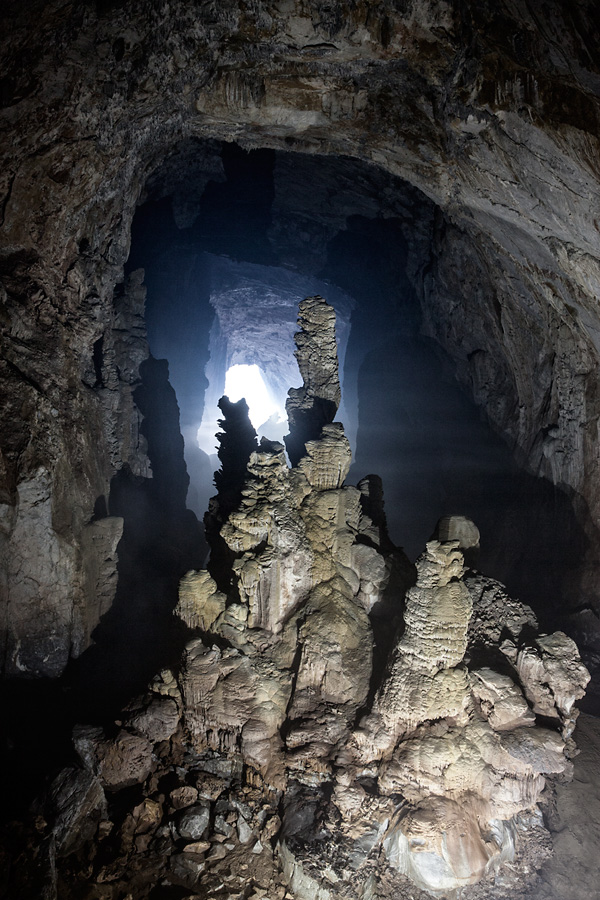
xmin=285 ymin=295 xmax=342 ymax=466
xmin=14 ymin=295 xmax=591 ymax=900
xmin=0 ymin=0 xmax=598 ymax=701
xmin=1 ymin=2 xmax=600 ymax=897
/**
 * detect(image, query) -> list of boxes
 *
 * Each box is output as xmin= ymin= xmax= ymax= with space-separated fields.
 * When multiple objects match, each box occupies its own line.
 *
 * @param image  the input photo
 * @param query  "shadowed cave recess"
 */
xmin=1 ymin=1 xmax=600 ymax=898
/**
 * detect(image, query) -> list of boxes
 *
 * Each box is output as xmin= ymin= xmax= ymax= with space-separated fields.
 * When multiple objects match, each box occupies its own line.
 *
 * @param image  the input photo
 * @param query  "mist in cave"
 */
xmin=125 ymin=141 xmax=586 ymax=624
xmin=3 ymin=2 xmax=600 ymax=895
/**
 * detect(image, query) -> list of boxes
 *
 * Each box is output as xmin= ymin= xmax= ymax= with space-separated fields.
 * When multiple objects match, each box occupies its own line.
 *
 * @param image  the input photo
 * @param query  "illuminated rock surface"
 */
xmin=2 ymin=0 xmax=600 ymax=684
xmin=10 ymin=296 xmax=591 ymax=900
xmin=1 ymin=1 xmax=600 ymax=896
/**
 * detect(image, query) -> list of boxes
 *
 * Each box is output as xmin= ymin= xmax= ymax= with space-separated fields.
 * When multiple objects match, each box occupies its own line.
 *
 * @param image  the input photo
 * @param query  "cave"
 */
xmin=1 ymin=1 xmax=600 ymax=898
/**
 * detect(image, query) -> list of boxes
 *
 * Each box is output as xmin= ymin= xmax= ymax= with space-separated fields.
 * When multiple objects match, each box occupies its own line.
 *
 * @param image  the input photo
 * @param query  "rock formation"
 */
xmin=2 ymin=0 xmax=600 ymax=686
xmin=285 ymin=295 xmax=342 ymax=465
xmin=6 ymin=296 xmax=591 ymax=900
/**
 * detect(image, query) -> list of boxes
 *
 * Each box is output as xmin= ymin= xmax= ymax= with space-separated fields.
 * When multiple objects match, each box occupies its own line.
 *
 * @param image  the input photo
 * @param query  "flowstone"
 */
xmin=28 ymin=296 xmax=589 ymax=900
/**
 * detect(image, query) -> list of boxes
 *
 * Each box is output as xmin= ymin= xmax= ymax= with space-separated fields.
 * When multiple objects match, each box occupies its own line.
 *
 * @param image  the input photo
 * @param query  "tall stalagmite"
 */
xmin=15 ymin=297 xmax=590 ymax=900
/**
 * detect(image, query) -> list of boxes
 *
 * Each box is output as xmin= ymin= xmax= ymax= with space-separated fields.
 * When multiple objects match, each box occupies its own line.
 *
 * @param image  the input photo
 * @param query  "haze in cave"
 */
xmin=1 ymin=1 xmax=600 ymax=899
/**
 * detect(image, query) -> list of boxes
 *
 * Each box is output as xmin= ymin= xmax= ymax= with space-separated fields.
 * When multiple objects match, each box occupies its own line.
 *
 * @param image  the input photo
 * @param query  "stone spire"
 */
xmin=285 ymin=295 xmax=341 ymax=466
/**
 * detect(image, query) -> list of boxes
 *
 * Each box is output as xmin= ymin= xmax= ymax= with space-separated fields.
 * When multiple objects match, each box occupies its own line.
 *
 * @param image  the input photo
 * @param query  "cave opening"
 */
xmin=122 ymin=138 xmax=587 ymax=617
xmin=1 ymin=138 xmax=592 ymax=830
xmin=2 ymin=4 xmax=600 ymax=894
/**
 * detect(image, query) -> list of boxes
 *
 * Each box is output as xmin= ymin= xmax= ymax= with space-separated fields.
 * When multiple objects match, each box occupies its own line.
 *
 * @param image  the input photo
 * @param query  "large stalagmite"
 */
xmin=19 ymin=296 xmax=590 ymax=900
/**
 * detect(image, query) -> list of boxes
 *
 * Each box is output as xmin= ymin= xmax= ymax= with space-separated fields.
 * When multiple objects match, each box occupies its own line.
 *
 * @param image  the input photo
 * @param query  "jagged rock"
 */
xmin=47 ymin=767 xmax=107 ymax=857
xmin=285 ymin=575 xmax=372 ymax=772
xmin=2 ymin=469 xmax=79 ymax=677
xmin=507 ymin=632 xmax=590 ymax=737
xmin=212 ymin=396 xmax=259 ymax=522
xmin=168 ymin=851 xmax=206 ymax=888
xmin=74 ymin=726 xmax=154 ymax=791
xmin=466 ymin=573 xmax=539 ymax=648
xmin=196 ymin=774 xmax=228 ymax=802
xmin=179 ymin=638 xmax=291 ymax=787
xmin=222 ymin=441 xmax=313 ymax=634
xmin=34 ymin=294 xmax=592 ymax=900
xmin=121 ymin=798 xmax=162 ymax=849
xmin=177 ymin=569 xmax=227 ymax=632
xmin=149 ymin=667 xmax=183 ymax=702
xmin=237 ymin=816 xmax=254 ymax=844
xmin=470 ymin=668 xmax=536 ymax=731
xmin=125 ymin=694 xmax=180 ymax=744
xmin=183 ymin=839 xmax=211 ymax=853
xmin=171 ymin=786 xmax=199 ymax=810
xmin=345 ymin=535 xmax=587 ymax=894
xmin=285 ymin=296 xmax=342 ymax=466
xmin=78 ymin=515 xmax=124 ymax=656
xmin=177 ymin=804 xmax=211 ymax=842
xmin=3 ymin=0 xmax=600 ymax=718
xmin=358 ymin=540 xmax=473 ymax=757
xmin=296 ymin=424 xmax=352 ymax=491
xmin=279 ymin=841 xmax=335 ymax=900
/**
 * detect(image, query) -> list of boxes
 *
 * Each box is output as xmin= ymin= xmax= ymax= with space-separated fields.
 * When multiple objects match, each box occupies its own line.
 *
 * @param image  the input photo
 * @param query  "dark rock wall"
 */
xmin=1 ymin=0 xmax=599 ymax=677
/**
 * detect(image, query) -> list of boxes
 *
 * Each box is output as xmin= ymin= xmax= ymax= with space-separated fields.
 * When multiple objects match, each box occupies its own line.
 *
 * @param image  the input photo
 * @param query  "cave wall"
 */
xmin=1 ymin=0 xmax=599 ymax=676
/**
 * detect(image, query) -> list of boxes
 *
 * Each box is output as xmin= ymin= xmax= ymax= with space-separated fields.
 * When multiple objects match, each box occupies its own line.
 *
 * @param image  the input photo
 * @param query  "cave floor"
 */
xmin=528 ymin=713 xmax=600 ymax=899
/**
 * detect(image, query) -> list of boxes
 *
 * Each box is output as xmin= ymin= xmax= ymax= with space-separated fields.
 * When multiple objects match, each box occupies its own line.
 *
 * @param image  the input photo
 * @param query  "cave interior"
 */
xmin=1 ymin=2 xmax=600 ymax=897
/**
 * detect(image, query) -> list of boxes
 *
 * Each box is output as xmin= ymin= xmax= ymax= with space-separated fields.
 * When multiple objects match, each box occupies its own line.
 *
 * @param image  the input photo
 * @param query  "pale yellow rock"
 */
xmin=221 ymin=444 xmax=314 ymax=634
xmin=350 ymin=542 xmax=390 ymax=613
xmin=296 ymin=423 xmax=352 ymax=491
xmin=379 ymin=714 xmax=567 ymax=822
xmin=359 ymin=540 xmax=472 ymax=757
xmin=470 ymin=667 xmax=536 ymax=731
xmin=400 ymin=541 xmax=472 ymax=670
xmin=285 ymin=576 xmax=372 ymax=765
xmin=513 ymin=632 xmax=590 ymax=730
xmin=383 ymin=795 xmax=515 ymax=894
xmin=149 ymin=668 xmax=182 ymax=703
xmin=176 ymin=570 xmax=227 ymax=633
xmin=434 ymin=515 xmax=480 ymax=550
xmin=179 ymin=638 xmax=292 ymax=787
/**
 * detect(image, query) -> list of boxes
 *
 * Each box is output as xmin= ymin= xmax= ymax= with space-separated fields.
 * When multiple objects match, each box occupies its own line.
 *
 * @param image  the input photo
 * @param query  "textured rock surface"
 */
xmin=1 ymin=0 xmax=600 ymax=679
xmin=6 ymin=294 xmax=591 ymax=900
xmin=1 ymin=2 xmax=600 ymax=894
xmin=285 ymin=295 xmax=342 ymax=465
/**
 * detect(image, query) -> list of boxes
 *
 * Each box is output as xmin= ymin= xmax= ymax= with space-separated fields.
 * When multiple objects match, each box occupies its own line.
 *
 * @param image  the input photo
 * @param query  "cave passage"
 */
xmin=125 ymin=140 xmax=587 ymax=625
xmin=3 ymin=139 xmax=588 ymax=827
xmin=40 ymin=139 xmax=587 ymax=802
xmin=0 ymin=142 xmax=591 ymax=836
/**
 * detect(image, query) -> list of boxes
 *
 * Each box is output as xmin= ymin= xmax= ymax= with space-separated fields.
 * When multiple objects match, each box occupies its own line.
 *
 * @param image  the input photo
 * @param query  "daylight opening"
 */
xmin=224 ymin=363 xmax=287 ymax=436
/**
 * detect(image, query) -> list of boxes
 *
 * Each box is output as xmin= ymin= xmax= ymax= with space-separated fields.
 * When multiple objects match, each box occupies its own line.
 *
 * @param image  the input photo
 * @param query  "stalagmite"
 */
xmin=20 ymin=298 xmax=591 ymax=900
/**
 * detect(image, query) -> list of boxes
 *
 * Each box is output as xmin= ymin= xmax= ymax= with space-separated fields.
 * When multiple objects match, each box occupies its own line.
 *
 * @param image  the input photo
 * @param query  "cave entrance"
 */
xmin=223 ymin=364 xmax=285 ymax=437
xmin=125 ymin=138 xmax=588 ymax=627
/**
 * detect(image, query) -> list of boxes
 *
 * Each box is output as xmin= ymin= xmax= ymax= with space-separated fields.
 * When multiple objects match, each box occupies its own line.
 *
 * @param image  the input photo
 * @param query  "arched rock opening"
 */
xmin=126 ymin=139 xmax=595 ymax=629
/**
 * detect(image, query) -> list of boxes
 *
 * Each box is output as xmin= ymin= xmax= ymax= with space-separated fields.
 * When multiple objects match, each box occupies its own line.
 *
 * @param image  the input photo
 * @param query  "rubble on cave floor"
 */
xmin=6 ymin=296 xmax=590 ymax=900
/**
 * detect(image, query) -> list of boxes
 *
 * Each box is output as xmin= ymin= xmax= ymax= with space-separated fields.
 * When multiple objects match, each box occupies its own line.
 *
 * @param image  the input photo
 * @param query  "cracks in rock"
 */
xmin=4 ymin=357 xmax=45 ymax=395
xmin=91 ymin=333 xmax=105 ymax=388
xmin=279 ymin=623 xmax=305 ymax=748
xmin=0 ymin=170 xmax=15 ymax=228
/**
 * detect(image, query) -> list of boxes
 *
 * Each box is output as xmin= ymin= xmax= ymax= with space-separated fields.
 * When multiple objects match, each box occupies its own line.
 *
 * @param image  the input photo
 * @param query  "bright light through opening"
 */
xmin=224 ymin=364 xmax=286 ymax=433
